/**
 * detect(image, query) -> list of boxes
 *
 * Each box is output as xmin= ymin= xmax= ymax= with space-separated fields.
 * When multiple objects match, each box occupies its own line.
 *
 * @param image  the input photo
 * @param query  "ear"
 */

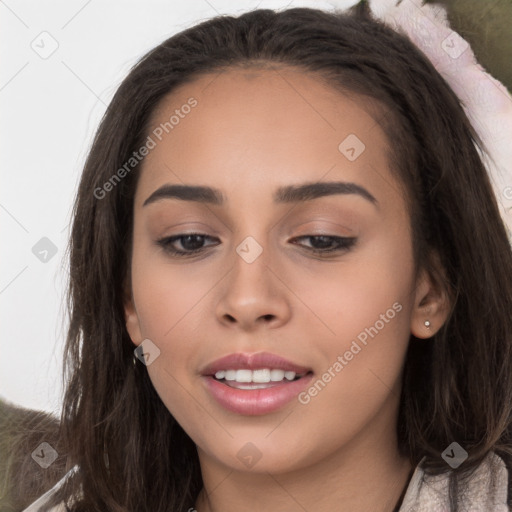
xmin=410 ymin=252 xmax=452 ymax=339
xmin=123 ymin=278 xmax=143 ymax=347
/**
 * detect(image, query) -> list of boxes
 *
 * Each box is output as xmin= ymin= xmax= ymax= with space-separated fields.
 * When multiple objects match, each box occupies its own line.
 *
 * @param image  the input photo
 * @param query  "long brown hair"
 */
xmin=42 ymin=4 xmax=512 ymax=511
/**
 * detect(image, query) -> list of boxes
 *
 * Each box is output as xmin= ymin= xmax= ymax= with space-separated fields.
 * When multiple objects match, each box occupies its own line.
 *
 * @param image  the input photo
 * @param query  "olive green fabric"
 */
xmin=0 ymin=398 xmax=67 ymax=512
xmin=425 ymin=0 xmax=512 ymax=92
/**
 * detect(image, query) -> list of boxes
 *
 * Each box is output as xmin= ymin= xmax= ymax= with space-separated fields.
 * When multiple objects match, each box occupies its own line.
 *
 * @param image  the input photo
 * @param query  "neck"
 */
xmin=194 ymin=423 xmax=414 ymax=512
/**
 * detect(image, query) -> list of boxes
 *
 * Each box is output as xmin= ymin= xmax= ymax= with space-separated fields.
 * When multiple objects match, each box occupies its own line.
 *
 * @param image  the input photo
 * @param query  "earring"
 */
xmin=424 ymin=320 xmax=431 ymax=328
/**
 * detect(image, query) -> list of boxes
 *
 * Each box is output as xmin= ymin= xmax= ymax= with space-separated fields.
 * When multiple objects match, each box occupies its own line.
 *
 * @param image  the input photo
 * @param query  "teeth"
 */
xmin=252 ymin=369 xmax=271 ymax=382
xmin=236 ymin=369 xmax=252 ymax=382
xmin=225 ymin=370 xmax=237 ymax=381
xmin=270 ymin=369 xmax=285 ymax=381
xmin=214 ymin=368 xmax=299 ymax=383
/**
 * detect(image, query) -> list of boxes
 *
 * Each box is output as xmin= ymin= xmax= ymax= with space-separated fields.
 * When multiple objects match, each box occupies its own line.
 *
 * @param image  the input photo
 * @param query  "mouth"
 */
xmin=200 ymin=352 xmax=314 ymax=415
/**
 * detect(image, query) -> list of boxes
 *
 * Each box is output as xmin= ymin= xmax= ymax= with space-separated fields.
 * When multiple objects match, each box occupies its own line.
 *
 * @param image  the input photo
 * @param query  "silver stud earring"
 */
xmin=424 ymin=320 xmax=431 ymax=328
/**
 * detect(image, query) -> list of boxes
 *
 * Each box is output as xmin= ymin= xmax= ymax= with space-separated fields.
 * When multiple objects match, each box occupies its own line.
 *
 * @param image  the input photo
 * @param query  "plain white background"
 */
xmin=0 ymin=0 xmax=359 ymax=415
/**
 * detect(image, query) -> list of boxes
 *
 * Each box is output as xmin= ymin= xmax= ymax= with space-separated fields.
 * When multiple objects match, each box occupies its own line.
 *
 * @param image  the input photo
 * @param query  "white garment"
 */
xmin=399 ymin=451 xmax=510 ymax=511
xmin=22 ymin=453 xmax=510 ymax=511
xmin=21 ymin=465 xmax=77 ymax=512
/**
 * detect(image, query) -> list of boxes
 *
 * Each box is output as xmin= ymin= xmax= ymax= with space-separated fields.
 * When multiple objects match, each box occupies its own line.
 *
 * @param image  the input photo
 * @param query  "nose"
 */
xmin=215 ymin=242 xmax=292 ymax=332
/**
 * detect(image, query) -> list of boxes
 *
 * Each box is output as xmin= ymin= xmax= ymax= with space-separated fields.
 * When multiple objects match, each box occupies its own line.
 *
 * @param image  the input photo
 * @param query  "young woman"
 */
xmin=19 ymin=3 xmax=512 ymax=512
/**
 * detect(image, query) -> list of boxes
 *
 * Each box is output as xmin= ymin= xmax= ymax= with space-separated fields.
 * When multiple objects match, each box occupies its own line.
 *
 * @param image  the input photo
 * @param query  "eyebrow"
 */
xmin=143 ymin=181 xmax=378 ymax=207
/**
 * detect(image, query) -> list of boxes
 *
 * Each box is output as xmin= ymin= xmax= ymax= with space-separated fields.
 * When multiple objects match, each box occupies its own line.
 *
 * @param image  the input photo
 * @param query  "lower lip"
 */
xmin=202 ymin=373 xmax=314 ymax=415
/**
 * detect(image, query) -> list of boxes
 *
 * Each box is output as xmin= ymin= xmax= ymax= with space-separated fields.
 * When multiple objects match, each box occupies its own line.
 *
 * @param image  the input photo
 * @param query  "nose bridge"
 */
xmin=226 ymin=195 xmax=274 ymax=275
xmin=215 ymin=231 xmax=292 ymax=330
xmin=230 ymin=232 xmax=273 ymax=301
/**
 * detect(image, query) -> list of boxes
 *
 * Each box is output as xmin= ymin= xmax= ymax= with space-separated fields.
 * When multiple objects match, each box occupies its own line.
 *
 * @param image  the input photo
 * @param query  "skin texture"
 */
xmin=124 ymin=66 xmax=450 ymax=512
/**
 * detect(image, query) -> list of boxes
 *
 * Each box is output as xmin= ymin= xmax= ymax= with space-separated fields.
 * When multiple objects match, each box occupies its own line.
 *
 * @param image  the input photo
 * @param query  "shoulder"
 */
xmin=21 ymin=466 xmax=79 ymax=512
xmin=399 ymin=451 xmax=510 ymax=511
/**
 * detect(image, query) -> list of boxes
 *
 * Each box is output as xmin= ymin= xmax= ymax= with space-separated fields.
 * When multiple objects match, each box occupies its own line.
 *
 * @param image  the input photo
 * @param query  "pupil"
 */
xmin=312 ymin=236 xmax=333 ymax=249
xmin=183 ymin=234 xmax=204 ymax=250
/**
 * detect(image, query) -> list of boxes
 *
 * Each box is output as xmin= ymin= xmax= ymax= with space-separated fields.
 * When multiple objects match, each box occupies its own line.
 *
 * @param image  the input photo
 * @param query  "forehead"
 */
xmin=135 ymin=65 xmax=396 ymax=209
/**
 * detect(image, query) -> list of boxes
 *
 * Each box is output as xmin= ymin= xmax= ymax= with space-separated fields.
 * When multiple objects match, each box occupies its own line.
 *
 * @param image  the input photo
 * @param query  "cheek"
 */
xmin=292 ymin=270 xmax=412 ymax=458
xmin=291 ymin=234 xmax=414 ymax=406
xmin=130 ymin=258 xmax=206 ymax=429
xmin=130 ymin=235 xmax=212 ymax=339
xmin=291 ymin=232 xmax=413 ymax=345
xmin=129 ymin=244 xmax=202 ymax=385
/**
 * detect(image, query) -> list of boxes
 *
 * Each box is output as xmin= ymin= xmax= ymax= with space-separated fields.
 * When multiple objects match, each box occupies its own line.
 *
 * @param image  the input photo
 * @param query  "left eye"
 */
xmin=290 ymin=235 xmax=356 ymax=254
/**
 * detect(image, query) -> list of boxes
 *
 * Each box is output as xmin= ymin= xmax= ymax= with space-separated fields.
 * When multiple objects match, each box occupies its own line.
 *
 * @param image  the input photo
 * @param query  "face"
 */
xmin=124 ymin=66 xmax=444 ymax=475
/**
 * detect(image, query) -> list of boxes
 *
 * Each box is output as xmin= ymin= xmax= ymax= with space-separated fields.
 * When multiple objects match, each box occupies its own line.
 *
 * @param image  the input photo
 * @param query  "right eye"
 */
xmin=156 ymin=233 xmax=220 ymax=257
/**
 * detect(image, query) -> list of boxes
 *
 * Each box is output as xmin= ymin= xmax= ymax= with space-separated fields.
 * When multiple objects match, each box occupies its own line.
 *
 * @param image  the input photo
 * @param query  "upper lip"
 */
xmin=200 ymin=352 xmax=313 ymax=376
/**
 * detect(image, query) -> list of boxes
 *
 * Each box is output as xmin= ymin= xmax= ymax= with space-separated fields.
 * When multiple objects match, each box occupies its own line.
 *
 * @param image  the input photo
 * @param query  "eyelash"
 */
xmin=156 ymin=233 xmax=356 ymax=258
